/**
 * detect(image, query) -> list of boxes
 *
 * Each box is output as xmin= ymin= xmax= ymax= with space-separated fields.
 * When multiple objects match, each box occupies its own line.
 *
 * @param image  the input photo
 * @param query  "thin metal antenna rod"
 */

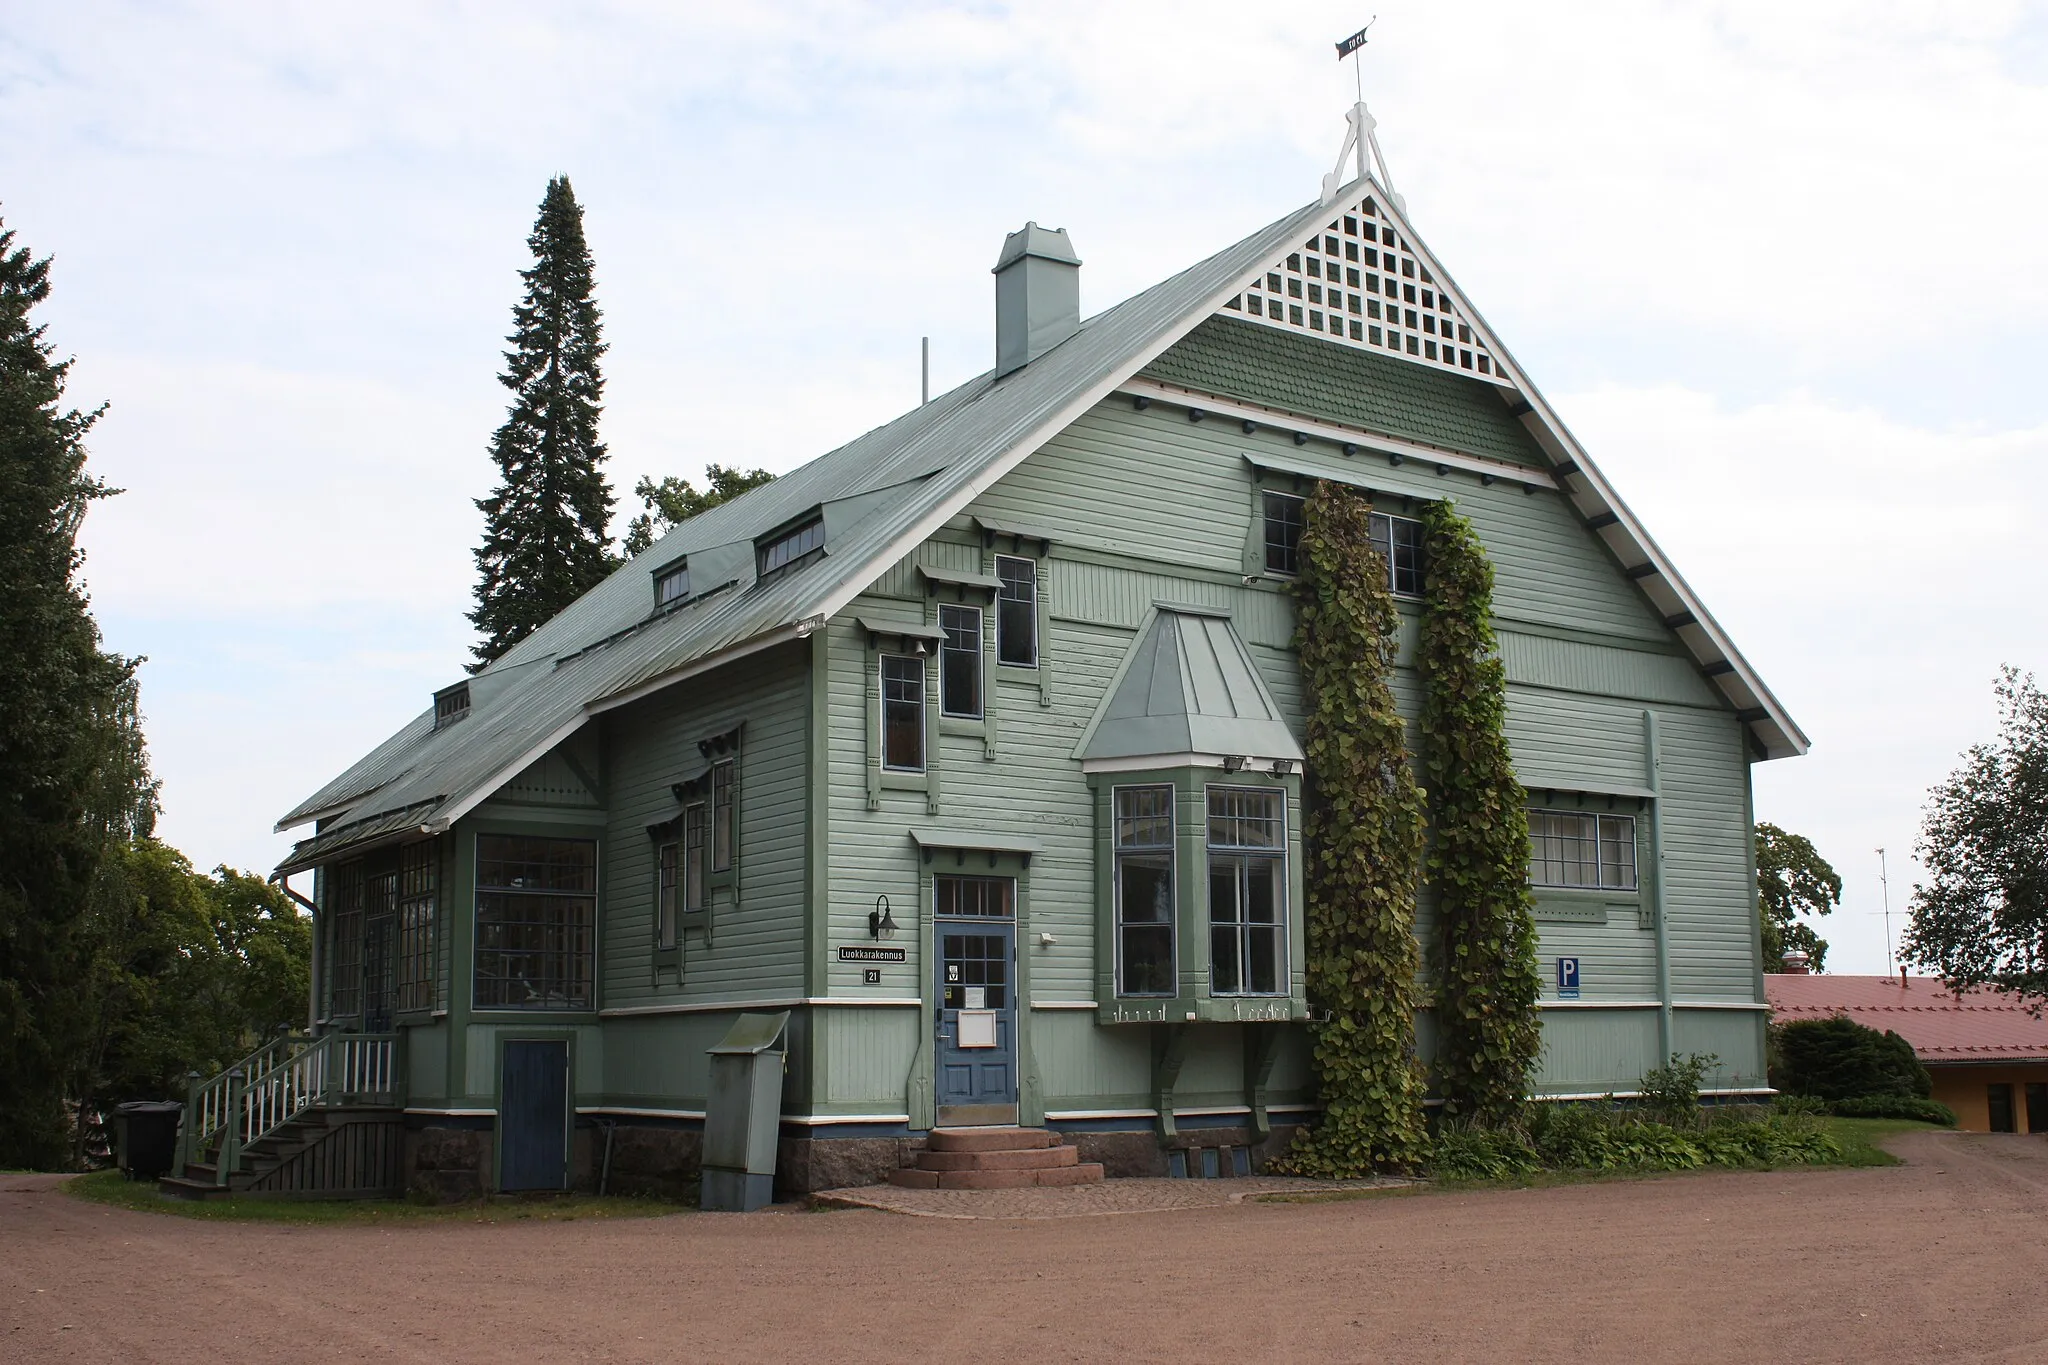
xmin=1878 ymin=846 xmax=1895 ymax=979
xmin=921 ymin=336 xmax=930 ymax=406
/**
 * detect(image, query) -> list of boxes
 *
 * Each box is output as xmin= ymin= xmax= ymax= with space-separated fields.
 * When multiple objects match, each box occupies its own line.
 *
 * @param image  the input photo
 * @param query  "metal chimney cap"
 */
xmin=994 ymin=222 xmax=1082 ymax=272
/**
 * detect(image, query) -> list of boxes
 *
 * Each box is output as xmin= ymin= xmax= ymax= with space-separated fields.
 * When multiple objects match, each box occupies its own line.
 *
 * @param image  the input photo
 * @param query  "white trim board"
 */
xmin=600 ymin=996 xmax=923 ymax=1019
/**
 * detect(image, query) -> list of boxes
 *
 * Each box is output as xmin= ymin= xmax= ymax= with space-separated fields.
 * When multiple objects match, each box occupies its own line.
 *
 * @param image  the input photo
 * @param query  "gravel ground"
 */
xmin=8 ymin=1130 xmax=2048 ymax=1364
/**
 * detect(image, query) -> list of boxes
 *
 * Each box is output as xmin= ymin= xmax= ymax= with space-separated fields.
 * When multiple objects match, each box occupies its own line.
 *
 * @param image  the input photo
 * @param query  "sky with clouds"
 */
xmin=5 ymin=1 xmax=2043 ymax=974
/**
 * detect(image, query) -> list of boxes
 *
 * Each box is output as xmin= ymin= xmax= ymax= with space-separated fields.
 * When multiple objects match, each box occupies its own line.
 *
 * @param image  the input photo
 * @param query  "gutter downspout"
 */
xmin=1644 ymin=710 xmax=1673 ymax=1064
xmin=272 ymin=872 xmax=322 ymax=1036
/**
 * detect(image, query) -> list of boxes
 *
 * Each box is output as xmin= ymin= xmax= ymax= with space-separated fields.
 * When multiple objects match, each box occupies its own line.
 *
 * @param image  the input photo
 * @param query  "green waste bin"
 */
xmin=114 ymin=1100 xmax=184 ymax=1181
xmin=700 ymin=1011 xmax=789 ymax=1212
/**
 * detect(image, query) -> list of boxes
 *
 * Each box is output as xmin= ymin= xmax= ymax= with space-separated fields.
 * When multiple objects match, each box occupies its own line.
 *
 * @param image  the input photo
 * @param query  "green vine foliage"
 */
xmin=1276 ymin=483 xmax=1431 ymax=1176
xmin=1417 ymin=500 xmax=1543 ymax=1126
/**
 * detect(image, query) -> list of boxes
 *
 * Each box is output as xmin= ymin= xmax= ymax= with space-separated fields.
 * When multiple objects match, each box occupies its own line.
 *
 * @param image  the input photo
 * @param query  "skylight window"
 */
xmin=654 ymin=560 xmax=690 ymax=609
xmin=758 ymin=515 xmax=825 ymax=578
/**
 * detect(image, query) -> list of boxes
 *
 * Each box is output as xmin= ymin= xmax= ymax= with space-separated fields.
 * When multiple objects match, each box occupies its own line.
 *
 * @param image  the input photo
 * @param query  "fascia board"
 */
xmin=1356 ymin=184 xmax=1810 ymax=760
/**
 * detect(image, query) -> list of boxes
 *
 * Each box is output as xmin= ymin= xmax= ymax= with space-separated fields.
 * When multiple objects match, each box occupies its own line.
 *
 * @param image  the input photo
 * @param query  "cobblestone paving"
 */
xmin=811 ymin=1173 xmax=1412 ymax=1218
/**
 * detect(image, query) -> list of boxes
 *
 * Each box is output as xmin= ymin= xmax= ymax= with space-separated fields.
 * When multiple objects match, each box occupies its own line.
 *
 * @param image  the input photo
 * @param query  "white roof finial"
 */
xmin=1322 ymin=19 xmax=1404 ymax=213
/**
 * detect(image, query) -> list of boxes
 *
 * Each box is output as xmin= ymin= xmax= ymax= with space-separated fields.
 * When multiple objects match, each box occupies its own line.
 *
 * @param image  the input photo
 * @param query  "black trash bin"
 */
xmin=114 ymin=1100 xmax=184 ymax=1181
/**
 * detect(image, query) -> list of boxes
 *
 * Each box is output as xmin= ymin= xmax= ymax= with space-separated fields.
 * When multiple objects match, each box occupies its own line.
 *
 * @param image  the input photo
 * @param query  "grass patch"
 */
xmin=65 ymin=1171 xmax=688 ymax=1225
xmin=1820 ymin=1116 xmax=1940 ymax=1168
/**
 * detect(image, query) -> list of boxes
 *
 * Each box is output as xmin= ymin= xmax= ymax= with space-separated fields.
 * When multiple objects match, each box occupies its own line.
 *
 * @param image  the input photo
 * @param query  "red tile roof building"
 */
xmin=1764 ymin=973 xmax=2048 ymax=1132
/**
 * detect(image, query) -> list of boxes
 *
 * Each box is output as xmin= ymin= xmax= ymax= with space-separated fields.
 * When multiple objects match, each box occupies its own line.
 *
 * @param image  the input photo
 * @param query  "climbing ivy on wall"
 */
xmin=1277 ymin=483 xmax=1431 ymax=1176
xmin=1417 ymin=500 xmax=1543 ymax=1126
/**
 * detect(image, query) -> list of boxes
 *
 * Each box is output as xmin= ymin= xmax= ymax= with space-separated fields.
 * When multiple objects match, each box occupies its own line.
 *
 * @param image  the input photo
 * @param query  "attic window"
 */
xmin=654 ymin=561 xmax=690 ymax=609
xmin=758 ymin=515 xmax=825 ymax=578
xmin=434 ymin=684 xmax=470 ymax=729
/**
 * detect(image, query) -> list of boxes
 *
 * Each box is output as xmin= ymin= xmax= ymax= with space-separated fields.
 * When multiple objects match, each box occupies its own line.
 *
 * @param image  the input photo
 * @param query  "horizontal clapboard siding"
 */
xmin=601 ymin=642 xmax=810 ymax=1009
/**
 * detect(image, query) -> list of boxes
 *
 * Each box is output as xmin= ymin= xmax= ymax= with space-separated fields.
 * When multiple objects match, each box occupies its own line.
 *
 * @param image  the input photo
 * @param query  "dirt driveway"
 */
xmin=8 ymin=1130 xmax=2048 ymax=1364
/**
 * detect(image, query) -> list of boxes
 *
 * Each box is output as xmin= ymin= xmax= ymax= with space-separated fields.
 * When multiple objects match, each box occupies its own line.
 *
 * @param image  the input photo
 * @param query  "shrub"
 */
xmin=1773 ymin=1016 xmax=1931 ymax=1101
xmin=1430 ymin=1125 xmax=1541 ymax=1181
xmin=1770 ymin=1094 xmax=1829 ymax=1118
xmin=1639 ymin=1052 xmax=1717 ymax=1129
xmin=1829 ymin=1094 xmax=1958 ymax=1126
xmin=1526 ymin=1101 xmax=1623 ymax=1170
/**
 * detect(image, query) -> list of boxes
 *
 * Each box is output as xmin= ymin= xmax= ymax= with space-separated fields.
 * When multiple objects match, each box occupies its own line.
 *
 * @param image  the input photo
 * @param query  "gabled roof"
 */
xmin=1077 ymin=607 xmax=1303 ymax=766
xmin=1766 ymin=975 xmax=2048 ymax=1065
xmin=278 ymin=165 xmax=1806 ymax=871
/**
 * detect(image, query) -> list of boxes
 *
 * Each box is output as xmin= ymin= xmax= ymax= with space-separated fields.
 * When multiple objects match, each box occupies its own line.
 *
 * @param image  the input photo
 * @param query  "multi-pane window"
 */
xmin=474 ymin=835 xmax=597 ymax=1010
xmin=1207 ymin=787 xmax=1286 ymax=996
xmin=1370 ymin=512 xmax=1426 ymax=597
xmin=936 ymin=875 xmax=1012 ymax=918
xmin=939 ymin=603 xmax=983 ymax=719
xmin=881 ymin=655 xmax=925 ymax=771
xmin=328 ymin=860 xmax=365 ymax=1020
xmin=1528 ymin=810 xmax=1638 ymax=890
xmin=684 ymin=805 xmax=708 ymax=921
xmin=396 ymin=841 xmax=436 ymax=1013
xmin=655 ymin=562 xmax=689 ymax=608
xmin=1262 ymin=492 xmax=1304 ymax=575
xmin=656 ymin=840 xmax=678 ymax=950
xmin=711 ymin=760 xmax=734 ymax=872
xmin=758 ymin=515 xmax=825 ymax=576
xmin=1115 ymin=786 xmax=1176 ymax=996
xmin=1258 ymin=497 xmax=1425 ymax=597
xmin=995 ymin=555 xmax=1037 ymax=667
xmin=434 ymin=685 xmax=470 ymax=729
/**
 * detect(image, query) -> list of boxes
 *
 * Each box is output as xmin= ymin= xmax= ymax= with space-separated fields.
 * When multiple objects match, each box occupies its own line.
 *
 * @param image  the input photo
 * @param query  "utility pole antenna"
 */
xmin=1323 ymin=18 xmax=1402 ymax=212
xmin=921 ymin=336 xmax=930 ymax=406
xmin=1877 ymin=846 xmax=1895 ymax=980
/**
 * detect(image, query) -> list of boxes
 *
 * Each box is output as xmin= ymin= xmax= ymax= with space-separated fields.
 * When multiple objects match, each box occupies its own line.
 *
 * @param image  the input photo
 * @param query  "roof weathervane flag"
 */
xmin=1321 ymin=15 xmax=1402 ymax=211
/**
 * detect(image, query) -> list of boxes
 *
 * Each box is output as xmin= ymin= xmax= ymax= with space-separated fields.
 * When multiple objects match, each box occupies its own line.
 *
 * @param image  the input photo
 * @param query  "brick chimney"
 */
xmin=1779 ymin=951 xmax=1811 ymax=974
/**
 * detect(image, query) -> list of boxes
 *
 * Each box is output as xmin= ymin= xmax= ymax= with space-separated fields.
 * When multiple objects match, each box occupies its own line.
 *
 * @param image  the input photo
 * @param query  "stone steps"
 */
xmin=888 ymin=1127 xmax=1104 ymax=1190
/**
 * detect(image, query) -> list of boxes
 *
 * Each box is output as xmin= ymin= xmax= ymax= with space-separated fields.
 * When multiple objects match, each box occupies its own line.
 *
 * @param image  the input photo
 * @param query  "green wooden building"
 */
xmin=217 ymin=146 xmax=1805 ymax=1198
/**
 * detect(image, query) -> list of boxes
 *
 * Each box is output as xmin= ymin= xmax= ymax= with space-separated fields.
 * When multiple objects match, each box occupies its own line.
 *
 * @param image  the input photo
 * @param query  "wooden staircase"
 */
xmin=161 ymin=1106 xmax=404 ymax=1200
xmin=888 ymin=1127 xmax=1105 ymax=1190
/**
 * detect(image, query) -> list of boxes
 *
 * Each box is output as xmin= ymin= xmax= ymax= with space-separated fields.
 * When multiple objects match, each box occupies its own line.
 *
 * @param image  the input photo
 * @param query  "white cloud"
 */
xmin=9 ymin=2 xmax=2045 ymax=942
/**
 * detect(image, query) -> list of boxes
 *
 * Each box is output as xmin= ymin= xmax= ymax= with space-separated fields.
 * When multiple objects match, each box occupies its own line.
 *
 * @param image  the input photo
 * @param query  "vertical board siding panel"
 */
xmin=601 ymin=643 xmax=810 ymax=1008
xmin=596 ymin=1013 xmax=729 ymax=1108
xmin=824 ymin=1008 xmax=921 ymax=1106
xmin=1033 ymin=1010 xmax=1155 ymax=1107
xmin=1533 ymin=1010 xmax=1662 ymax=1093
xmin=1672 ymin=1009 xmax=1768 ymax=1090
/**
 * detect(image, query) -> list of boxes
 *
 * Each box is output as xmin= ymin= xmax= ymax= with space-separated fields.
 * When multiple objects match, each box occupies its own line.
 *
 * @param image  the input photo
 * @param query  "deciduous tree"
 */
xmin=1903 ymin=667 xmax=2048 ymax=999
xmin=1756 ymin=823 xmax=1840 ymax=971
xmin=622 ymin=464 xmax=776 ymax=556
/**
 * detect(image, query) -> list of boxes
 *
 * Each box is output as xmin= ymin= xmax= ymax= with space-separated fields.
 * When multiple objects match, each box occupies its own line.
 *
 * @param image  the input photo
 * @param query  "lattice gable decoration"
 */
xmin=1220 ymin=187 xmax=1503 ymax=384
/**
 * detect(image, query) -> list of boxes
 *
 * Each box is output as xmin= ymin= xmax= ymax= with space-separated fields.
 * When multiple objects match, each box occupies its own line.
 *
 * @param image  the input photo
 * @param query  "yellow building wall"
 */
xmin=1929 ymin=1065 xmax=2048 ymax=1133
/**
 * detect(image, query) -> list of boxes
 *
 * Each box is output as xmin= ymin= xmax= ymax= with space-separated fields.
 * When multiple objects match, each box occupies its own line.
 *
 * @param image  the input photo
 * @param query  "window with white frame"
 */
xmin=1206 ymin=787 xmax=1286 ymax=996
xmin=1528 ymin=810 xmax=1638 ymax=890
xmin=995 ymin=555 xmax=1038 ymax=667
xmin=939 ymin=603 xmax=983 ymax=719
xmin=1114 ymin=786 xmax=1176 ymax=997
xmin=881 ymin=655 xmax=925 ymax=771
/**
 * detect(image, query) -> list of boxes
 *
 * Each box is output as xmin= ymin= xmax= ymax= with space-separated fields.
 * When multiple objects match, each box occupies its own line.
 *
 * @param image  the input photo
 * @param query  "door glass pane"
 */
xmin=941 ymin=933 xmax=1006 ymax=1010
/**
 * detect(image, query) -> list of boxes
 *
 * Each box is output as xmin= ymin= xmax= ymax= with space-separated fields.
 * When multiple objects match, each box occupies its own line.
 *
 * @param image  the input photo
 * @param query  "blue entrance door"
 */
xmin=500 ymin=1040 xmax=569 ymax=1191
xmin=935 ymin=919 xmax=1017 ymax=1123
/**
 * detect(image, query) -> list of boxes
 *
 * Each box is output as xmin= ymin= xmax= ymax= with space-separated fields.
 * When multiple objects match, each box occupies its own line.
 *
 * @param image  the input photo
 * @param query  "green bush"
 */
xmin=1430 ymin=1124 xmax=1540 ymax=1181
xmin=1770 ymin=1094 xmax=1830 ymax=1118
xmin=1772 ymin=1016 xmax=1930 ymax=1101
xmin=1828 ymin=1094 xmax=1957 ymax=1126
xmin=1639 ymin=1052 xmax=1717 ymax=1128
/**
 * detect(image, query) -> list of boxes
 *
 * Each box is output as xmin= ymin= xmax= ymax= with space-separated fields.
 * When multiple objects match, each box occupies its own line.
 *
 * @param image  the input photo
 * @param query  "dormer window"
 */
xmin=433 ymin=683 xmax=470 ymax=729
xmin=758 ymin=514 xmax=825 ymax=578
xmin=654 ymin=560 xmax=690 ymax=610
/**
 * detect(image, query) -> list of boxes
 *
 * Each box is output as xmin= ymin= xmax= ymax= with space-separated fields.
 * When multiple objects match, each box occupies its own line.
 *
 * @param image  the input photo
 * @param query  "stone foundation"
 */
xmin=585 ymin=1123 xmax=703 ymax=1200
xmin=403 ymin=1126 xmax=491 ymax=1202
xmin=1069 ymin=1122 xmax=1305 ymax=1178
xmin=774 ymin=1135 xmax=922 ymax=1194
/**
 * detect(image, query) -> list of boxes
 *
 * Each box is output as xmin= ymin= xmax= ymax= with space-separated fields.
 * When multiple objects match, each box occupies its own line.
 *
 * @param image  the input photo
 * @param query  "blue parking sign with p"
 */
xmin=1557 ymin=957 xmax=1581 ymax=999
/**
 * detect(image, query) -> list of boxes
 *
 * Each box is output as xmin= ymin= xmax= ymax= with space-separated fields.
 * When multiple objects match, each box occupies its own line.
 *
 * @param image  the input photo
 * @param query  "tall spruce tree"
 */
xmin=470 ymin=177 xmax=615 ymax=669
xmin=0 ymin=217 xmax=157 ymax=1168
